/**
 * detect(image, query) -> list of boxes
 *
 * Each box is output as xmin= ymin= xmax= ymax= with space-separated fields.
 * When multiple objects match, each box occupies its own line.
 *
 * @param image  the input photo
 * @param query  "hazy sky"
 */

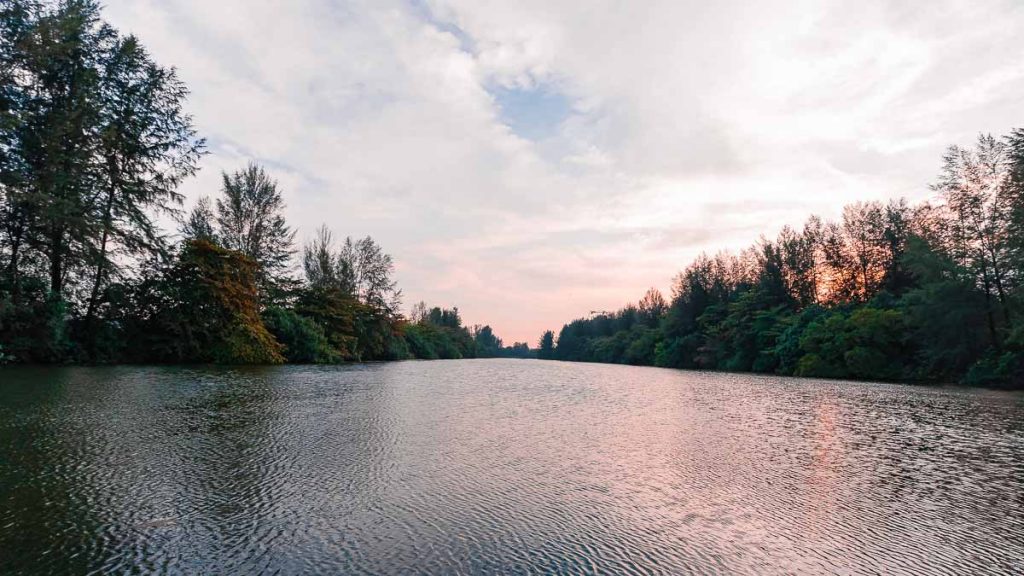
xmin=102 ymin=0 xmax=1023 ymax=343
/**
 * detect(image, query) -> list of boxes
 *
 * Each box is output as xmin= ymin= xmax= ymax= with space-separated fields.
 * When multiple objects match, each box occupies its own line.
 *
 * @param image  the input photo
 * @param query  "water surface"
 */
xmin=1 ymin=360 xmax=1022 ymax=574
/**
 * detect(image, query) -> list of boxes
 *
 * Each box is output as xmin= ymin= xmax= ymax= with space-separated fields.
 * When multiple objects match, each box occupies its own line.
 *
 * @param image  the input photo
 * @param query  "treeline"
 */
xmin=0 ymin=0 xmax=516 ymax=364
xmin=407 ymin=303 xmax=534 ymax=360
xmin=540 ymin=132 xmax=1024 ymax=388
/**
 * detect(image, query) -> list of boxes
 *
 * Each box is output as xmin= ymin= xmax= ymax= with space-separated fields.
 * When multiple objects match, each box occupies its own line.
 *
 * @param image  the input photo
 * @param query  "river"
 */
xmin=1 ymin=360 xmax=1022 ymax=574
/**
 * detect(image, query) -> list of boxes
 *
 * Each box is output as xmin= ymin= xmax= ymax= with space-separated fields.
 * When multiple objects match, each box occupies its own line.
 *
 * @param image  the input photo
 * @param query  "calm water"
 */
xmin=1 ymin=361 xmax=1022 ymax=575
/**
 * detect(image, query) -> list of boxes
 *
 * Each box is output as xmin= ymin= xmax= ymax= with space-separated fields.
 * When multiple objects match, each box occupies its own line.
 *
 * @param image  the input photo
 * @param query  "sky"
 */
xmin=101 ymin=0 xmax=1024 ymax=344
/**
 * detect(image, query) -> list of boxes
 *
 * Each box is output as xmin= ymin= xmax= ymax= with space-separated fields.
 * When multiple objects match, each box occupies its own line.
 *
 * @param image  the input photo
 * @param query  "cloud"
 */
xmin=102 ymin=0 xmax=1024 ymax=342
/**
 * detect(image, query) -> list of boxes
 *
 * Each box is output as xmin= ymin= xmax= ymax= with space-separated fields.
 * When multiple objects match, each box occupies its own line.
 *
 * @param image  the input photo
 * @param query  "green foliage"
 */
xmin=538 ymin=131 xmax=1024 ymax=388
xmin=263 ymin=307 xmax=338 ymax=364
xmin=773 ymin=307 xmax=825 ymax=375
xmin=537 ymin=330 xmax=556 ymax=360
xmin=294 ymin=285 xmax=361 ymax=361
xmin=623 ymin=327 xmax=660 ymax=365
xmin=796 ymin=308 xmax=907 ymax=381
xmin=354 ymin=309 xmax=400 ymax=361
xmin=899 ymin=238 xmax=990 ymax=379
xmin=385 ymin=331 xmax=411 ymax=361
xmin=964 ymin=325 xmax=1024 ymax=388
xmin=127 ymin=240 xmax=284 ymax=364
xmin=390 ymin=306 xmax=486 ymax=360
xmin=402 ymin=323 xmax=440 ymax=359
xmin=473 ymin=325 xmax=503 ymax=357
xmin=0 ymin=278 xmax=69 ymax=363
xmin=964 ymin=350 xmax=1024 ymax=389
xmin=402 ymin=322 xmax=467 ymax=359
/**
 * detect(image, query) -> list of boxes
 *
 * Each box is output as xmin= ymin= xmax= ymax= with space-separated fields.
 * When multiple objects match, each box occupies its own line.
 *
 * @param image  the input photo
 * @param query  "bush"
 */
xmin=129 ymin=240 xmax=284 ymax=364
xmin=263 ymin=307 xmax=339 ymax=364
xmin=0 ymin=280 xmax=70 ymax=363
xmin=795 ymin=307 xmax=907 ymax=381
xmin=964 ymin=327 xmax=1024 ymax=388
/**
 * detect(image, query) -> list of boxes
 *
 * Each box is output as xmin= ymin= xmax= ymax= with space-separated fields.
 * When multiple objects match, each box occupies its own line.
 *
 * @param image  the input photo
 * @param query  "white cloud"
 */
xmin=102 ymin=0 xmax=1024 ymax=342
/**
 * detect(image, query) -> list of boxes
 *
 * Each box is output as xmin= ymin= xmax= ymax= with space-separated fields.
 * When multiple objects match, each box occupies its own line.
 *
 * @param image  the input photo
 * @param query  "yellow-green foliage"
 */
xmin=179 ymin=240 xmax=284 ymax=364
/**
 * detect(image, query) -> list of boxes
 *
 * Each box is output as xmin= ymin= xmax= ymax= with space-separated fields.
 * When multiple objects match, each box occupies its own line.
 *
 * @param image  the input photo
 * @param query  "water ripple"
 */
xmin=1 ymin=361 xmax=1022 ymax=574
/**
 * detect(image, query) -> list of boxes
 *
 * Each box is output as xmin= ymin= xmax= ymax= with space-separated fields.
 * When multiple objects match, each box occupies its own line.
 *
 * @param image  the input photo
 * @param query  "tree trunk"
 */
xmin=5 ymin=227 xmax=23 ymax=302
xmin=49 ymin=227 xmax=64 ymax=296
xmin=84 ymin=207 xmax=112 ymax=328
xmin=988 ymin=247 xmax=1012 ymax=327
xmin=979 ymin=264 xmax=1001 ymax=351
xmin=84 ymin=160 xmax=119 ymax=344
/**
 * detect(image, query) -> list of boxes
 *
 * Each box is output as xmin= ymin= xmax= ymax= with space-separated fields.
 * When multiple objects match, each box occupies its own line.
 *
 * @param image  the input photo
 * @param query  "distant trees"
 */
xmin=638 ymin=288 xmax=667 ymax=327
xmin=403 ymin=305 xmax=476 ymax=359
xmin=341 ymin=235 xmax=401 ymax=316
xmin=538 ymin=330 xmax=556 ymax=360
xmin=504 ymin=342 xmax=533 ymax=358
xmin=472 ymin=325 xmax=502 ymax=357
xmin=409 ymin=300 xmax=429 ymax=324
xmin=469 ymin=325 xmax=533 ymax=358
xmin=538 ymin=130 xmax=1024 ymax=388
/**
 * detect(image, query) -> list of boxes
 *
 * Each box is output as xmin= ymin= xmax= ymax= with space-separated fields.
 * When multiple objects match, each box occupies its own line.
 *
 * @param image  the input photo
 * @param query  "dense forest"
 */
xmin=0 ymin=0 xmax=530 ymax=365
xmin=539 ymin=132 xmax=1024 ymax=388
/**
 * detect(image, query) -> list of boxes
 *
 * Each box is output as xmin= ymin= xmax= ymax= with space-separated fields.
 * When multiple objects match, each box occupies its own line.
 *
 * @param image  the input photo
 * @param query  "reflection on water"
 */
xmin=1 ymin=361 xmax=1022 ymax=574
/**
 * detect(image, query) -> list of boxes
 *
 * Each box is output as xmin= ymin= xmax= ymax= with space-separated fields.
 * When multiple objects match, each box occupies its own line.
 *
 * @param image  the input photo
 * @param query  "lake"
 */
xmin=1 ymin=360 xmax=1022 ymax=574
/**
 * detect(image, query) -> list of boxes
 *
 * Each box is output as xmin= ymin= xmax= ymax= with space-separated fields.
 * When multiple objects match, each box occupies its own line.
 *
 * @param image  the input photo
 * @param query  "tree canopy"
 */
xmin=538 ymin=134 xmax=1024 ymax=389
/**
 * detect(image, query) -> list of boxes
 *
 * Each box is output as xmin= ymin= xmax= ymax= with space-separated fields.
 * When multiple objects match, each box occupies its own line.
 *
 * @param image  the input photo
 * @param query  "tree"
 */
xmin=294 ymin=225 xmax=410 ymax=361
xmin=1004 ymin=129 xmax=1024 ymax=300
xmin=843 ymin=202 xmax=888 ymax=301
xmin=879 ymin=199 xmax=914 ymax=295
xmin=472 ymin=324 xmax=502 ymax=357
xmin=129 ymin=239 xmax=284 ymax=364
xmin=638 ymin=287 xmax=667 ymax=327
xmin=4 ymin=0 xmax=112 ymax=296
xmin=215 ymin=162 xmax=295 ymax=304
xmin=180 ymin=196 xmax=216 ymax=242
xmin=83 ymin=33 xmax=204 ymax=334
xmin=532 ymin=130 xmax=1024 ymax=387
xmin=409 ymin=300 xmax=428 ymax=324
xmin=796 ymin=307 xmax=907 ymax=381
xmin=778 ymin=223 xmax=819 ymax=307
xmin=536 ymin=327 xmax=552 ymax=358
xmin=302 ymin=225 xmax=350 ymax=292
xmin=0 ymin=0 xmax=202 ymax=361
xmin=932 ymin=134 xmax=1013 ymax=346
xmin=339 ymin=235 xmax=401 ymax=316
xmin=0 ymin=0 xmax=33 ymax=297
xmin=293 ymin=283 xmax=361 ymax=360
xmin=900 ymin=236 xmax=990 ymax=379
